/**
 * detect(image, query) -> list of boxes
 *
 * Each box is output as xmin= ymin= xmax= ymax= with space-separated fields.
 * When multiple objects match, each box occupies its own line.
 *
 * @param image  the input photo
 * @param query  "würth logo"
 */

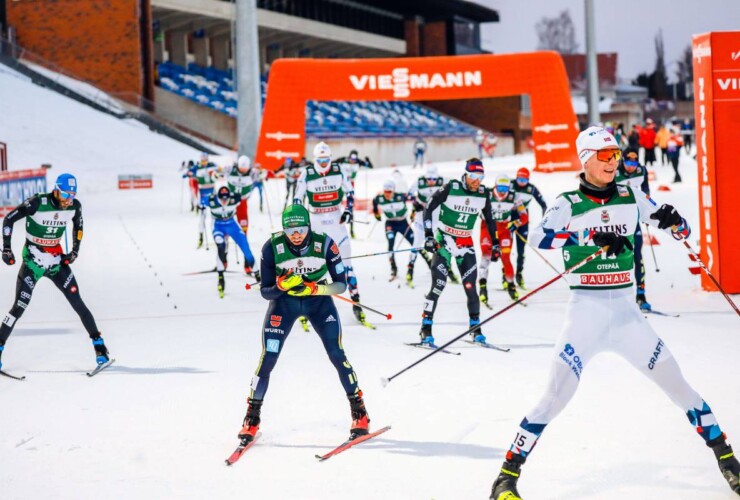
xmin=349 ymin=68 xmax=482 ymax=98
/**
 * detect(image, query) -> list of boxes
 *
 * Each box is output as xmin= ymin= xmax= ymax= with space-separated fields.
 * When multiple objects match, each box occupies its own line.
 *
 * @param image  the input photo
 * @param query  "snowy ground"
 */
xmin=1 ymin=67 xmax=738 ymax=500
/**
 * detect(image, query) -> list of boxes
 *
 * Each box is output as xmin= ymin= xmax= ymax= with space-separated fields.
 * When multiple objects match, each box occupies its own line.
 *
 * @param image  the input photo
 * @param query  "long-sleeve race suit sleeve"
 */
xmin=342 ymin=170 xmax=355 ymax=212
xmin=319 ymin=236 xmax=347 ymax=295
xmin=293 ymin=169 xmax=307 ymax=204
xmin=529 ymin=195 xmax=588 ymax=249
xmin=2 ymin=195 xmax=41 ymax=248
xmin=531 ymin=185 xmax=548 ymax=213
xmin=259 ymin=240 xmax=283 ymax=300
xmin=70 ymin=199 xmax=83 ymax=253
xmin=422 ymin=181 xmax=452 ymax=234
xmin=480 ymin=194 xmax=498 ymax=242
xmin=635 ymin=191 xmax=690 ymax=240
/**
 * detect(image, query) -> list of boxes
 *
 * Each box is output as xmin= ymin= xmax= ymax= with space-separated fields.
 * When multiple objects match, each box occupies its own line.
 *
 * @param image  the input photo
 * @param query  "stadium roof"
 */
xmin=361 ymin=0 xmax=499 ymax=22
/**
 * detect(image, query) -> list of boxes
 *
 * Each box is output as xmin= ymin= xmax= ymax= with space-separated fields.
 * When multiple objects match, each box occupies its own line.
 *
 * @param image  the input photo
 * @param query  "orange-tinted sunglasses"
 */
xmin=594 ymin=149 xmax=622 ymax=162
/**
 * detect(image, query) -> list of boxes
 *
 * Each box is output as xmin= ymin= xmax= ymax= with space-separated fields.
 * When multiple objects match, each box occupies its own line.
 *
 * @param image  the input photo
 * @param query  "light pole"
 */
xmin=585 ymin=0 xmax=600 ymax=125
xmin=236 ymin=0 xmax=262 ymax=157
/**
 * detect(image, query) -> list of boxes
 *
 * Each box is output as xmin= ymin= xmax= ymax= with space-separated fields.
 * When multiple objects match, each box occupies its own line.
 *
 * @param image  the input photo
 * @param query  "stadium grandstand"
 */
xmin=0 ymin=0 xmax=529 ymax=162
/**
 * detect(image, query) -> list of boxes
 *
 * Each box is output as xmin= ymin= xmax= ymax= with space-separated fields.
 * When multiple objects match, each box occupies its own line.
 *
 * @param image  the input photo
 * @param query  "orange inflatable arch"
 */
xmin=256 ymin=52 xmax=580 ymax=172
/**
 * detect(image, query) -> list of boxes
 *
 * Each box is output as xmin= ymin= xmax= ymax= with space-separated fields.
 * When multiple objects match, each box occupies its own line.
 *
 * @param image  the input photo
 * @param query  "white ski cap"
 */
xmin=383 ymin=180 xmax=395 ymax=191
xmin=237 ymin=155 xmax=250 ymax=169
xmin=313 ymin=141 xmax=332 ymax=160
xmin=576 ymin=126 xmax=619 ymax=165
xmin=425 ymin=164 xmax=439 ymax=178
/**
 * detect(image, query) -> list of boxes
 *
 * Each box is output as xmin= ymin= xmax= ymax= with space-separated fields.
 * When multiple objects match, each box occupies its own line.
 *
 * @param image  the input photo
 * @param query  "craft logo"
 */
xmin=349 ymin=68 xmax=482 ymax=98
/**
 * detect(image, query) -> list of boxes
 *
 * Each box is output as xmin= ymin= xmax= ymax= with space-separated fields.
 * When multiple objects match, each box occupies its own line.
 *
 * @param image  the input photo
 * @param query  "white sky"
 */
xmin=477 ymin=0 xmax=740 ymax=82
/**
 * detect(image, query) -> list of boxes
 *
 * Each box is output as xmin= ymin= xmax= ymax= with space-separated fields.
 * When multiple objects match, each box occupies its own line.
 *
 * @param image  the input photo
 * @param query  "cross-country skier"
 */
xmin=294 ymin=142 xmax=370 ymax=327
xmin=250 ymin=162 xmax=266 ymax=212
xmin=615 ymin=146 xmax=652 ymax=311
xmin=275 ymin=157 xmax=301 ymax=210
xmin=408 ymin=164 xmax=457 ymax=283
xmin=236 ymin=204 xmax=371 ymax=445
xmin=511 ymin=167 xmax=547 ymax=288
xmin=418 ymin=158 xmax=499 ymax=345
xmin=183 ymin=152 xmax=218 ymax=248
xmin=335 ymin=149 xmax=373 ymax=239
xmin=479 ymin=175 xmax=528 ymax=304
xmin=372 ymin=180 xmax=416 ymax=284
xmin=1 ymin=174 xmax=110 ymax=372
xmin=412 ymin=137 xmax=427 ymax=168
xmin=222 ymin=155 xmax=255 ymax=235
xmin=490 ymin=126 xmax=740 ymax=499
xmin=208 ymin=185 xmax=256 ymax=298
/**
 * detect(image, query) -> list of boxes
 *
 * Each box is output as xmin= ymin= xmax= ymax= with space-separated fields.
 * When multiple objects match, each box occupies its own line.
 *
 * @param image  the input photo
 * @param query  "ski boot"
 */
xmin=515 ymin=271 xmax=525 ymax=289
xmin=218 ymin=271 xmax=225 ymax=299
xmin=389 ymin=259 xmax=398 ymax=282
xmin=299 ymin=317 xmax=310 ymax=332
xmin=709 ymin=436 xmax=740 ymax=495
xmin=348 ymin=391 xmax=370 ymax=440
xmin=490 ymin=453 xmax=525 ymax=500
xmin=91 ymin=334 xmax=110 ymax=365
xmin=197 ymin=233 xmax=204 ymax=249
xmin=406 ymin=263 xmax=414 ymax=287
xmin=419 ymin=316 xmax=434 ymax=345
xmin=470 ymin=316 xmax=485 ymax=343
xmin=506 ymin=280 xmax=519 ymax=301
xmin=479 ymin=279 xmax=489 ymax=305
xmin=238 ymin=398 xmax=263 ymax=444
xmin=636 ymin=292 xmax=652 ymax=312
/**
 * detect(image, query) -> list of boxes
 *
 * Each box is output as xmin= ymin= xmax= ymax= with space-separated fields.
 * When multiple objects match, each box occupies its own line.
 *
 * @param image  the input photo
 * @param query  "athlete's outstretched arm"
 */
xmin=635 ymin=191 xmax=690 ymax=240
xmin=259 ymin=241 xmax=284 ymax=300
xmin=531 ymin=185 xmax=548 ymax=213
xmin=529 ymin=195 xmax=588 ymax=249
xmin=293 ymin=169 xmax=308 ymax=205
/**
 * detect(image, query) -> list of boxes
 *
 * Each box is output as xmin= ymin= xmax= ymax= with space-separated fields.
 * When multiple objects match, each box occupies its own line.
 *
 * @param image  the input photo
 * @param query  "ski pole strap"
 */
xmin=682 ymin=241 xmax=740 ymax=317
xmin=345 ymin=247 xmax=423 ymax=260
xmin=384 ymin=248 xmax=606 ymax=385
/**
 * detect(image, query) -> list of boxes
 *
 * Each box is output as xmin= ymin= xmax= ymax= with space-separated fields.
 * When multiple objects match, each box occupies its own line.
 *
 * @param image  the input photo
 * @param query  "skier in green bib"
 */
xmin=490 ymin=127 xmax=739 ymax=499
xmin=1 ymin=174 xmax=110 ymax=373
xmin=418 ymin=158 xmax=499 ymax=346
xmin=236 ymin=204 xmax=371 ymax=446
xmin=372 ymin=180 xmax=416 ymax=283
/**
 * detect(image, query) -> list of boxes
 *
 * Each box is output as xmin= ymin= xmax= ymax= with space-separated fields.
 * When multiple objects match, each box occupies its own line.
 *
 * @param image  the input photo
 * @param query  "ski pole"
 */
xmin=243 ymin=282 xmax=392 ymax=320
xmin=263 ymin=179 xmax=274 ymax=230
xmin=346 ymin=247 xmax=423 ymax=260
xmin=352 ymin=220 xmax=371 ymax=225
xmin=643 ymin=223 xmax=660 ymax=272
xmin=381 ymin=248 xmax=606 ymax=386
xmin=333 ymin=293 xmax=392 ymax=320
xmin=514 ymin=230 xmax=560 ymax=276
xmin=682 ymin=241 xmax=740 ymax=317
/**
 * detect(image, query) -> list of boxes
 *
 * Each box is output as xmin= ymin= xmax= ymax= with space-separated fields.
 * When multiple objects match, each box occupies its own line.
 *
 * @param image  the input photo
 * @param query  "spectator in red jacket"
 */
xmin=639 ymin=118 xmax=657 ymax=166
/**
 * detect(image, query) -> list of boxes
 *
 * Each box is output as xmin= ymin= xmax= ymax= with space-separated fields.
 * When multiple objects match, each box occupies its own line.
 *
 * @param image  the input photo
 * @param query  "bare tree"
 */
xmin=675 ymin=44 xmax=693 ymax=84
xmin=652 ymin=30 xmax=669 ymax=99
xmin=535 ymin=10 xmax=579 ymax=54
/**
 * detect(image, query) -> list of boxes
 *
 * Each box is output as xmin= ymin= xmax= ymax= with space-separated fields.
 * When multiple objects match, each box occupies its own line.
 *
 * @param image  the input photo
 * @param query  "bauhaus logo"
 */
xmin=349 ymin=68 xmax=482 ymax=98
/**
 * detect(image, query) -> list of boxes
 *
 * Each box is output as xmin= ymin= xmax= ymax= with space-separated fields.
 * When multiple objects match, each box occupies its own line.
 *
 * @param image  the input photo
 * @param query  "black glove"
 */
xmin=491 ymin=242 xmax=501 ymax=262
xmin=424 ymin=231 xmax=437 ymax=253
xmin=650 ymin=204 xmax=683 ymax=230
xmin=412 ymin=201 xmax=424 ymax=212
xmin=374 ymin=212 xmax=382 ymax=221
xmin=2 ymin=248 xmax=15 ymax=266
xmin=340 ymin=210 xmax=353 ymax=224
xmin=592 ymin=231 xmax=633 ymax=257
xmin=364 ymin=157 xmax=374 ymax=168
xmin=63 ymin=250 xmax=78 ymax=265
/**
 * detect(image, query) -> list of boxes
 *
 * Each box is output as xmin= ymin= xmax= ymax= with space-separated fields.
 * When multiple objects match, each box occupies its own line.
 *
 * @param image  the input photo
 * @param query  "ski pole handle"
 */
xmin=383 ymin=248 xmax=605 ymax=386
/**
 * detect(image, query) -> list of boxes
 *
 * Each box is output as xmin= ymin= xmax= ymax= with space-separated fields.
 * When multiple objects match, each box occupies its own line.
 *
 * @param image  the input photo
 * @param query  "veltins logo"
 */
xmin=349 ymin=68 xmax=482 ymax=98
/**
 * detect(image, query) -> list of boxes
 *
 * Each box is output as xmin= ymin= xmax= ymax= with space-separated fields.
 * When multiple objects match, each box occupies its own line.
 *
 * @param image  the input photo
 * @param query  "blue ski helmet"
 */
xmin=55 ymin=173 xmax=78 ymax=194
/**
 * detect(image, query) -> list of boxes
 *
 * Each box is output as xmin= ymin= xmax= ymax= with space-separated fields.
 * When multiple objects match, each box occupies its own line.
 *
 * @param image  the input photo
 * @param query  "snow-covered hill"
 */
xmin=0 ymin=66 xmax=738 ymax=500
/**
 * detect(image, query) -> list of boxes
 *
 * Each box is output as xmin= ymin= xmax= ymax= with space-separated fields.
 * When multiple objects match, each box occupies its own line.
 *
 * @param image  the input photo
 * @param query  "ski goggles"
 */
xmin=285 ymin=226 xmax=309 ymax=237
xmin=58 ymin=190 xmax=76 ymax=201
xmin=315 ymin=157 xmax=331 ymax=167
xmin=591 ymin=149 xmax=622 ymax=162
xmin=495 ymin=185 xmax=510 ymax=193
xmin=466 ymin=172 xmax=485 ymax=181
xmin=516 ymin=177 xmax=528 ymax=184
xmin=624 ymin=159 xmax=639 ymax=167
